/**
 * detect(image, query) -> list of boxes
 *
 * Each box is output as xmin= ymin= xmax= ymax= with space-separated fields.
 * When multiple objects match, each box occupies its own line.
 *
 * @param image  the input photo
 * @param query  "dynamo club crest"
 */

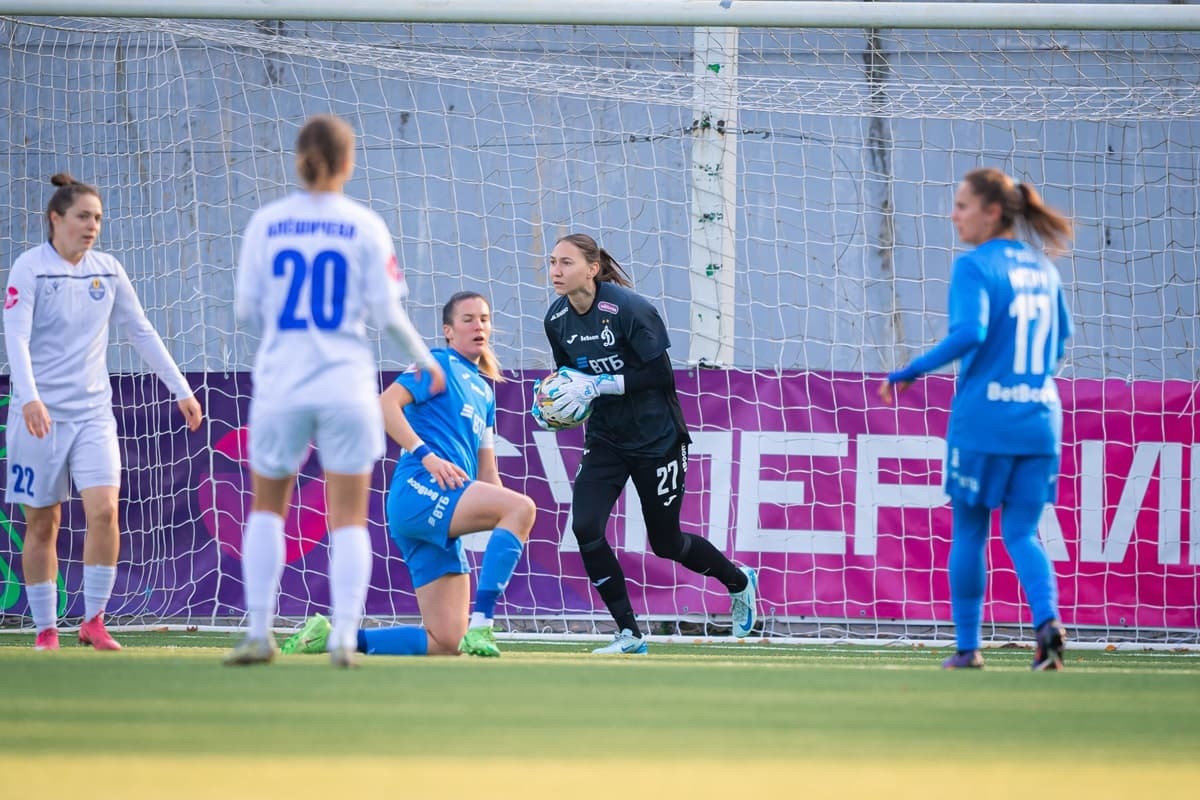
xmin=88 ymin=278 xmax=105 ymax=300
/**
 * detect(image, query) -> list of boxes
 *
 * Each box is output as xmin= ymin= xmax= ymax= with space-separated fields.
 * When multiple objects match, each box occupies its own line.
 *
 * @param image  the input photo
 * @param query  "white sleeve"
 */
xmin=235 ymin=214 xmax=263 ymax=327
xmin=363 ymin=218 xmax=435 ymax=368
xmin=110 ymin=262 xmax=193 ymax=400
xmin=2 ymin=255 xmax=41 ymax=404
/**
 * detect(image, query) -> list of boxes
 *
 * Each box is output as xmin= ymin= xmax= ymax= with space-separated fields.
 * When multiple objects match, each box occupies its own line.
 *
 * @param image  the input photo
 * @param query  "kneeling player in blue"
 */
xmin=879 ymin=167 xmax=1073 ymax=671
xmin=282 ymin=292 xmax=534 ymax=658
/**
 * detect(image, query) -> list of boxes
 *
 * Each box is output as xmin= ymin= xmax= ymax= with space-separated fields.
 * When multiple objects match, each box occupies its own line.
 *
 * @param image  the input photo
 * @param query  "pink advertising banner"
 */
xmin=635 ymin=371 xmax=1200 ymax=631
xmin=2 ymin=371 xmax=1197 ymax=633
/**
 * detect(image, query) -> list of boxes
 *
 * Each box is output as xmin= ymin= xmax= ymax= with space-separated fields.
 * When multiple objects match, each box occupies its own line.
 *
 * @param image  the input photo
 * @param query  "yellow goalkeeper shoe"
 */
xmin=223 ymin=635 xmax=279 ymax=666
xmin=280 ymin=614 xmax=331 ymax=655
xmin=458 ymin=625 xmax=501 ymax=657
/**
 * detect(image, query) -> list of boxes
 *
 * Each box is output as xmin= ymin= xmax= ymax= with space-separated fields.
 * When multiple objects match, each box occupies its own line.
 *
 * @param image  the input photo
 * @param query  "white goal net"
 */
xmin=1 ymin=11 xmax=1197 ymax=644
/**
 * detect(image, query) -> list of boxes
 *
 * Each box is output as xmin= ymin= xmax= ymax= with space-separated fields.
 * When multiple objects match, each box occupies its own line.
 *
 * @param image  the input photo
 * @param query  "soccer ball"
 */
xmin=532 ymin=372 xmax=592 ymax=430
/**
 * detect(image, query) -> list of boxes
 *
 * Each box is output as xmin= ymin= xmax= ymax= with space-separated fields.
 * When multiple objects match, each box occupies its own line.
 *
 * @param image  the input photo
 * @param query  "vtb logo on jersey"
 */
xmin=587 ymin=354 xmax=624 ymax=373
xmin=88 ymin=278 xmax=105 ymax=300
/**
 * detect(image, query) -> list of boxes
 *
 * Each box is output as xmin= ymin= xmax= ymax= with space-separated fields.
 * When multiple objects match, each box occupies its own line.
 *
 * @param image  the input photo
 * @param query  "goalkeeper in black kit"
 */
xmin=535 ymin=233 xmax=758 ymax=654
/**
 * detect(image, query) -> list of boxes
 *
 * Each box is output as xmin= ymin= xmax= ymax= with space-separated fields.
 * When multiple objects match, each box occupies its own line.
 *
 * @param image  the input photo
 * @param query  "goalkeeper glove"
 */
xmin=546 ymin=367 xmax=623 ymax=422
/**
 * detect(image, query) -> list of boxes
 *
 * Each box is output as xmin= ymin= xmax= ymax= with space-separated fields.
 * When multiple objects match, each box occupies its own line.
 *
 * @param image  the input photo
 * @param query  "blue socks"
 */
xmin=1001 ymin=502 xmax=1059 ymax=628
xmin=352 ymin=528 xmax=524 ymax=656
xmin=357 ymin=625 xmax=428 ymax=656
xmin=474 ymin=528 xmax=524 ymax=619
xmin=949 ymin=502 xmax=990 ymax=652
xmin=950 ymin=500 xmax=1062 ymax=651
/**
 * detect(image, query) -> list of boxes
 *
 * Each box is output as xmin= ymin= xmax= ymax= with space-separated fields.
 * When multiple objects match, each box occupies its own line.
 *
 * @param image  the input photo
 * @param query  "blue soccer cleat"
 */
xmin=729 ymin=565 xmax=759 ymax=638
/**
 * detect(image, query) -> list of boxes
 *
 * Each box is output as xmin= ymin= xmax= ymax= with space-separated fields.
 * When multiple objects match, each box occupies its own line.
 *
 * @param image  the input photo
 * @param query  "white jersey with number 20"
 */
xmin=236 ymin=191 xmax=429 ymax=411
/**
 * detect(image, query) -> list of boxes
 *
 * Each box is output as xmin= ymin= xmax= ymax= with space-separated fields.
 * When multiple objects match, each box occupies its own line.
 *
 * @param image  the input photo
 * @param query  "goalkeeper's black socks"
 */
xmin=579 ymin=538 xmax=642 ymax=637
xmin=676 ymin=533 xmax=748 ymax=593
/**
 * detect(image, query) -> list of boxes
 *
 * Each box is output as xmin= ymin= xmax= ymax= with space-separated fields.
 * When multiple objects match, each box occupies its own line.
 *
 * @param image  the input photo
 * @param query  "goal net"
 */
xmin=1 ymin=11 xmax=1197 ymax=645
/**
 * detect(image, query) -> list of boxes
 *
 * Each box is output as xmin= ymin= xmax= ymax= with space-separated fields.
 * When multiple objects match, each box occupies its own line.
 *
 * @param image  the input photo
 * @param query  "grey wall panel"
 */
xmin=2 ymin=17 xmax=1196 ymax=382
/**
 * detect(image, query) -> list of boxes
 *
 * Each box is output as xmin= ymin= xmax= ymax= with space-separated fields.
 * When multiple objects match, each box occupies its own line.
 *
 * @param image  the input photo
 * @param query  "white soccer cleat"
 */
xmin=223 ymin=636 xmax=279 ymax=666
xmin=591 ymin=628 xmax=648 ymax=655
xmin=329 ymin=646 xmax=359 ymax=669
xmin=729 ymin=566 xmax=759 ymax=639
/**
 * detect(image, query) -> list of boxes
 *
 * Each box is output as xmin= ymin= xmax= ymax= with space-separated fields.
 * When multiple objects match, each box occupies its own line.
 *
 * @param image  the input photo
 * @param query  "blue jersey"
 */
xmin=390 ymin=347 xmax=495 ymax=481
xmin=892 ymin=238 xmax=1073 ymax=455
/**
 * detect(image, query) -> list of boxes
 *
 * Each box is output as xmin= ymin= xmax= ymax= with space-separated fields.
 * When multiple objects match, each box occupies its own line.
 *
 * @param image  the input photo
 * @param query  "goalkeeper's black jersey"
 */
xmin=543 ymin=281 xmax=689 ymax=458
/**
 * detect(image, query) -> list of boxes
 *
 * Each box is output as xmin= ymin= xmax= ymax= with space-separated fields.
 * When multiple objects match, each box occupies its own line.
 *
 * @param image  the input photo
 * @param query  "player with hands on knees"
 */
xmin=537 ymin=232 xmax=758 ymax=654
xmin=3 ymin=172 xmax=204 ymax=652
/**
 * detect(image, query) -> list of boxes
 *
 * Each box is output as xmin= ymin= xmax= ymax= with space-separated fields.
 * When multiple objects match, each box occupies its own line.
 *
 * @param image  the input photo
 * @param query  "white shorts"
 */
xmin=4 ymin=412 xmax=121 ymax=508
xmin=248 ymin=401 xmax=385 ymax=479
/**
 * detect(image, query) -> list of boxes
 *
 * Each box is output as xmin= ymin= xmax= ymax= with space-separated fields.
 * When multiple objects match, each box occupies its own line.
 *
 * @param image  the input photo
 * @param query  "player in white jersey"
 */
xmin=3 ymin=172 xmax=204 ymax=652
xmin=224 ymin=114 xmax=445 ymax=669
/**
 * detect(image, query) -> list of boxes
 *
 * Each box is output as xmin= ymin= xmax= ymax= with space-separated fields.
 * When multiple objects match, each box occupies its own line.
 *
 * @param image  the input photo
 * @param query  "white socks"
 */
xmin=241 ymin=516 xmax=371 ymax=648
xmin=83 ymin=564 xmax=117 ymax=621
xmin=241 ymin=511 xmax=285 ymax=640
xmin=469 ymin=612 xmax=492 ymax=629
xmin=27 ymin=581 xmax=56 ymax=632
xmin=329 ymin=526 xmax=371 ymax=651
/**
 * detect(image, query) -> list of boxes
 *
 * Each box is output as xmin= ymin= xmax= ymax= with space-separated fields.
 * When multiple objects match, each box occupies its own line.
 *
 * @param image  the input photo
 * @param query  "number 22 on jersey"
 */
xmin=273 ymin=248 xmax=348 ymax=330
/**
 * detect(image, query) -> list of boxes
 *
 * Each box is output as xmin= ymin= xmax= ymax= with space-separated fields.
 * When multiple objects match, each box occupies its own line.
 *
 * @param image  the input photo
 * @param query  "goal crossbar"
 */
xmin=6 ymin=0 xmax=1200 ymax=32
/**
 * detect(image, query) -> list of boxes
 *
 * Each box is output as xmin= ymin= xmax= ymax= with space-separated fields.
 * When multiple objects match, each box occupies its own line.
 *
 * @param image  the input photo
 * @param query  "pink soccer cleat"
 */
xmin=34 ymin=628 xmax=60 ymax=651
xmin=78 ymin=612 xmax=123 ymax=651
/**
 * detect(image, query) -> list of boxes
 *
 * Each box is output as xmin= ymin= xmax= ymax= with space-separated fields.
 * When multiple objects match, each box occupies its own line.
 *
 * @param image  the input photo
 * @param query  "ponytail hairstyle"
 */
xmin=295 ymin=114 xmax=354 ymax=187
xmin=442 ymin=290 xmax=505 ymax=382
xmin=962 ymin=167 xmax=1073 ymax=254
xmin=45 ymin=172 xmax=101 ymax=241
xmin=556 ymin=233 xmax=632 ymax=288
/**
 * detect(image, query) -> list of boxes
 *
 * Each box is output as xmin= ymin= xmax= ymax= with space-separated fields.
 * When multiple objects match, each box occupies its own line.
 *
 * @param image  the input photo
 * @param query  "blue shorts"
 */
xmin=386 ymin=468 xmax=470 ymax=589
xmin=945 ymin=446 xmax=1060 ymax=510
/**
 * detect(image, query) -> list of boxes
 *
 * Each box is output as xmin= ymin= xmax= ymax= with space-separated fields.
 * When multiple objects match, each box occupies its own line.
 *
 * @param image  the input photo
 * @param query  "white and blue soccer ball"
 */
xmin=532 ymin=371 xmax=592 ymax=430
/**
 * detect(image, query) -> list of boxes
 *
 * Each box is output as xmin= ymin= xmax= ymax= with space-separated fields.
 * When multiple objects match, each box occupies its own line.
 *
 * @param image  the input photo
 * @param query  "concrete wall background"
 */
xmin=2 ymin=15 xmax=1196 ymax=382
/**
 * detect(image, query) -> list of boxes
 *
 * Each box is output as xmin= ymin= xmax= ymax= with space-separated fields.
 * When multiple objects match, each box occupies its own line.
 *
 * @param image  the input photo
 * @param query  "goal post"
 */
xmin=8 ymin=0 xmax=1200 ymax=30
xmin=1 ymin=3 xmax=1197 ymax=646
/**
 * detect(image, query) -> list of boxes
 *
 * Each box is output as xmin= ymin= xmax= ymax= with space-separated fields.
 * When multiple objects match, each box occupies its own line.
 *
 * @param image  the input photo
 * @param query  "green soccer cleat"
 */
xmin=223 ymin=635 xmax=279 ymax=666
xmin=280 ymin=614 xmax=331 ymax=655
xmin=458 ymin=625 xmax=501 ymax=657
